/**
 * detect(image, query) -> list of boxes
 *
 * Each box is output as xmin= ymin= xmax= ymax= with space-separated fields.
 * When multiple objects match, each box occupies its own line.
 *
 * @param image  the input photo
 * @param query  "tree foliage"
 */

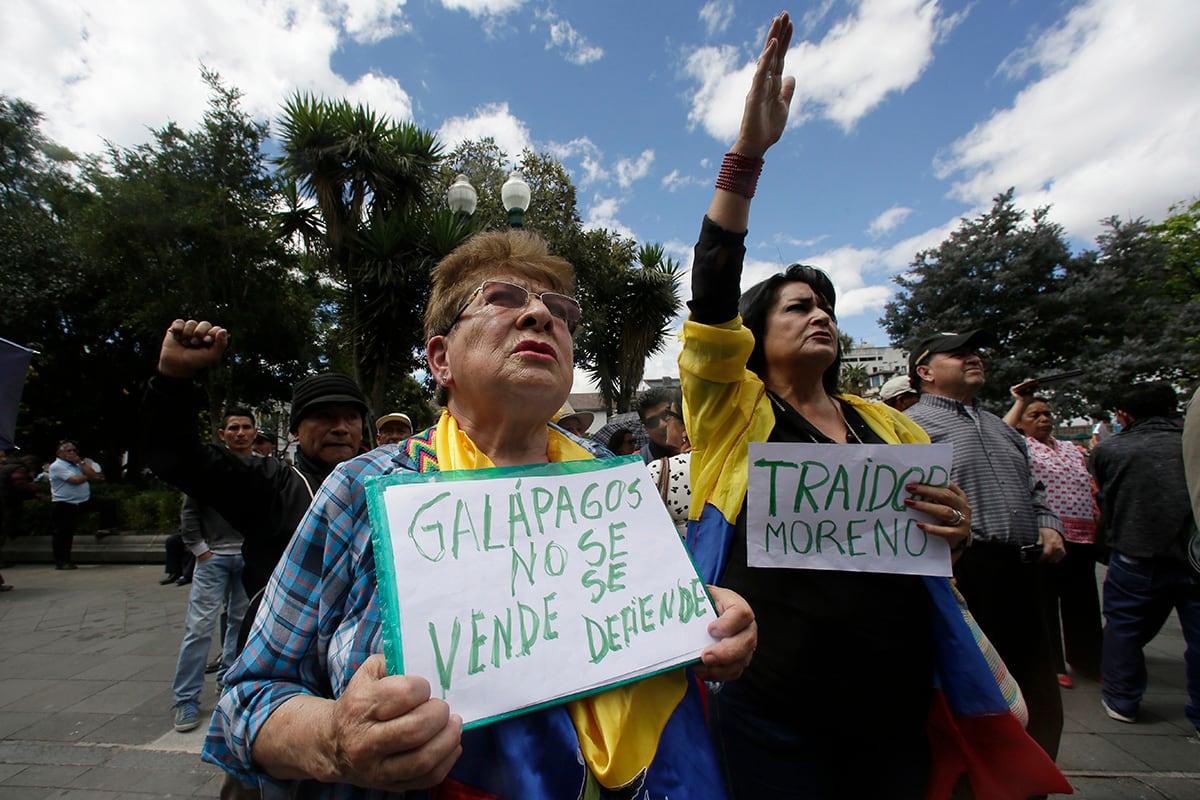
xmin=275 ymin=95 xmax=473 ymax=412
xmin=882 ymin=189 xmax=1200 ymax=416
xmin=1 ymin=73 xmax=322 ymax=471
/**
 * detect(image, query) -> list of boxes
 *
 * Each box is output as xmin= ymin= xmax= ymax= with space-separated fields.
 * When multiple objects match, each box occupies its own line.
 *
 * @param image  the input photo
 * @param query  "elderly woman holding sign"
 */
xmin=681 ymin=12 xmax=1069 ymax=800
xmin=202 ymin=230 xmax=756 ymax=798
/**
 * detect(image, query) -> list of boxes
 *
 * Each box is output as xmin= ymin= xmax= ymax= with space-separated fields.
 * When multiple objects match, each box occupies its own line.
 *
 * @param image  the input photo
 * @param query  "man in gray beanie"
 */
xmin=143 ymin=318 xmax=369 ymax=598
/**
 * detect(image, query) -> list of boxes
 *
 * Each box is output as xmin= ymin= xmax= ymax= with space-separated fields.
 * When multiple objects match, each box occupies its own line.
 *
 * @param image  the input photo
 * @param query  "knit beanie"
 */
xmin=289 ymin=373 xmax=369 ymax=432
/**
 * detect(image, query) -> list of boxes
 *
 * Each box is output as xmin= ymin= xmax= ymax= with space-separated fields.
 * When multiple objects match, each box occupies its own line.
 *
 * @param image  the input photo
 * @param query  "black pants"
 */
xmin=1041 ymin=540 xmax=1103 ymax=678
xmin=164 ymin=532 xmax=195 ymax=580
xmin=50 ymin=498 xmax=117 ymax=565
xmin=954 ymin=541 xmax=1064 ymax=762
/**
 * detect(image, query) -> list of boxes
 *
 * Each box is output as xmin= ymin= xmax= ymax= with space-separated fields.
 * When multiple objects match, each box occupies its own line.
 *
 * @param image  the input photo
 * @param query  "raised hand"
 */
xmin=732 ymin=12 xmax=796 ymax=160
xmin=157 ymin=318 xmax=228 ymax=379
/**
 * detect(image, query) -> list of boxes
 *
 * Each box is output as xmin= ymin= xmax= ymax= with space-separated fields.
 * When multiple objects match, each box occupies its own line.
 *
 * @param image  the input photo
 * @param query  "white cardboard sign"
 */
xmin=746 ymin=442 xmax=954 ymax=576
xmin=365 ymin=455 xmax=717 ymax=728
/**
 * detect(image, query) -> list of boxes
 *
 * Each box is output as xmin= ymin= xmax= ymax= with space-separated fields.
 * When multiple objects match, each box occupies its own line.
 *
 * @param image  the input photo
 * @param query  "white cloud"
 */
xmin=641 ymin=332 xmax=687 ymax=383
xmin=686 ymin=0 xmax=958 ymax=140
xmin=770 ymin=232 xmax=829 ymax=250
xmin=799 ymin=0 xmax=837 ymax=37
xmin=615 ymin=150 xmax=655 ymax=188
xmin=437 ymin=102 xmax=533 ymax=164
xmin=683 ymin=44 xmax=749 ymax=142
xmin=0 ymin=0 xmax=407 ymax=155
xmin=937 ymin=0 xmax=1200 ymax=243
xmin=438 ymin=0 xmax=526 ymax=17
xmin=699 ymin=0 xmax=734 ymax=38
xmin=546 ymin=137 xmax=606 ymax=184
xmin=547 ymin=136 xmax=599 ymax=160
xmin=345 ymin=72 xmax=415 ymax=123
xmin=549 ymin=139 xmax=654 ymax=191
xmin=539 ymin=10 xmax=604 ymax=65
xmin=660 ymin=169 xmax=707 ymax=192
xmin=338 ymin=0 xmax=411 ymax=44
xmin=583 ymin=194 xmax=636 ymax=239
xmin=867 ymin=206 xmax=913 ymax=238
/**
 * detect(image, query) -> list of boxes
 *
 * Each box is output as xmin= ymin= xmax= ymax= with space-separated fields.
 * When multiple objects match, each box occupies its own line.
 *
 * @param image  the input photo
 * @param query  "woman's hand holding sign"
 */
xmin=903 ymin=481 xmax=972 ymax=561
xmin=255 ymin=655 xmax=463 ymax=792
xmin=694 ymin=586 xmax=757 ymax=682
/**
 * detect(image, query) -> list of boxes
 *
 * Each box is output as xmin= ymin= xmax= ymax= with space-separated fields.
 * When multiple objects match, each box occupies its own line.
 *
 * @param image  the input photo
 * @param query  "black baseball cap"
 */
xmin=909 ymin=330 xmax=996 ymax=377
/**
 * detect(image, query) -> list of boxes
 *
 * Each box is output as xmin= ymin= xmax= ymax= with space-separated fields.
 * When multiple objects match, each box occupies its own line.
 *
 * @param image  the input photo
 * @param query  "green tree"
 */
xmin=882 ymin=189 xmax=1200 ymax=417
xmin=882 ymin=189 xmax=1075 ymax=410
xmin=1 ymin=74 xmax=323 ymax=472
xmin=1052 ymin=214 xmax=1199 ymax=409
xmin=0 ymin=97 xmax=91 ymax=459
xmin=575 ymin=239 xmax=683 ymax=413
xmin=276 ymin=95 xmax=471 ymax=412
xmin=837 ymin=332 xmax=869 ymax=395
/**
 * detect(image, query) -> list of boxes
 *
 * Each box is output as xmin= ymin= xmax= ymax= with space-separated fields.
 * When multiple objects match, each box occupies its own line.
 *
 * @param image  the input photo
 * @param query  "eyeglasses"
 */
xmin=641 ymin=409 xmax=683 ymax=428
xmin=449 ymin=280 xmax=582 ymax=334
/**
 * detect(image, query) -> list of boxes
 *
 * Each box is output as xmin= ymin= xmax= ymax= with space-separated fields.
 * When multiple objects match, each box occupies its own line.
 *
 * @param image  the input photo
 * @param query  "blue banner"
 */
xmin=0 ymin=337 xmax=35 ymax=449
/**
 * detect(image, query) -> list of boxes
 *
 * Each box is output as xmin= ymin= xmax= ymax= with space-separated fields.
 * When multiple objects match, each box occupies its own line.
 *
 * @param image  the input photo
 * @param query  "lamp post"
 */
xmin=446 ymin=174 xmax=478 ymax=219
xmin=501 ymin=170 xmax=531 ymax=228
xmin=446 ymin=171 xmax=532 ymax=228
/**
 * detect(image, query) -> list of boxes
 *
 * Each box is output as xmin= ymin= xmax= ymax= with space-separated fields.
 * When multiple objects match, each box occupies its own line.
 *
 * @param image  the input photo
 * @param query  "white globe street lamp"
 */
xmin=501 ymin=170 xmax=531 ymax=228
xmin=446 ymin=174 xmax=478 ymax=217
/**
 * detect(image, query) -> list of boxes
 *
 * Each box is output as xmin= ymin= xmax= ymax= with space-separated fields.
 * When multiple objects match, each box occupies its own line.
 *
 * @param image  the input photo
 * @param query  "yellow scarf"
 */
xmin=432 ymin=410 xmax=687 ymax=789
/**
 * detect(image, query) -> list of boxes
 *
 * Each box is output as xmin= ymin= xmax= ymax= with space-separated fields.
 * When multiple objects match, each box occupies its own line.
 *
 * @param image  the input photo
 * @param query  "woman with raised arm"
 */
xmin=680 ymin=12 xmax=1070 ymax=800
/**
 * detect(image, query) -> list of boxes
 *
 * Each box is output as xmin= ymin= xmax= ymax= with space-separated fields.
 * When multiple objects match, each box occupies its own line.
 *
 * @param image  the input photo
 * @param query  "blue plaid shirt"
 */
xmin=203 ymin=433 xmax=612 ymax=798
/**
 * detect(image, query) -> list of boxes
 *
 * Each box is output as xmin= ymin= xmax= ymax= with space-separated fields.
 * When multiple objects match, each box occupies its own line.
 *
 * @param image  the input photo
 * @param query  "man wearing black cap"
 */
xmin=252 ymin=429 xmax=277 ymax=458
xmin=143 ymin=318 xmax=369 ymax=598
xmin=905 ymin=329 xmax=1068 ymax=765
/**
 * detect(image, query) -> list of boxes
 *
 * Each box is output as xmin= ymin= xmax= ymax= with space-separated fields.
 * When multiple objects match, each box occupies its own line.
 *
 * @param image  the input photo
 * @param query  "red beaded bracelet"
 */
xmin=715 ymin=151 xmax=764 ymax=199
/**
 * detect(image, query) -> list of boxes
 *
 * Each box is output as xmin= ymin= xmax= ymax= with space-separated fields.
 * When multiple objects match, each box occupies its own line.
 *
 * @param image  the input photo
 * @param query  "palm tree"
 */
xmin=579 ymin=239 xmax=683 ymax=414
xmin=275 ymin=94 xmax=460 ymax=409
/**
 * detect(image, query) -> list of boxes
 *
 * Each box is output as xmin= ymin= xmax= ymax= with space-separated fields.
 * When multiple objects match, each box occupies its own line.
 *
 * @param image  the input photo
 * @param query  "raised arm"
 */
xmin=157 ymin=318 xmax=228 ymax=379
xmin=1002 ymin=378 xmax=1039 ymax=429
xmin=691 ymin=13 xmax=796 ymax=328
xmin=705 ymin=11 xmax=795 ymax=234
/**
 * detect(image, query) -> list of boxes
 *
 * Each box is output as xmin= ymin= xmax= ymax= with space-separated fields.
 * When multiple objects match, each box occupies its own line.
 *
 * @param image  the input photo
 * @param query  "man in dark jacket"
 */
xmin=1091 ymin=381 xmax=1199 ymax=735
xmin=143 ymin=318 xmax=368 ymax=600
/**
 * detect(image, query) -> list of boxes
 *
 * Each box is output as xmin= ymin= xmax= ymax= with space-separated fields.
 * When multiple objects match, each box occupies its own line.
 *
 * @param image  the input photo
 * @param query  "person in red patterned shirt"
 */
xmin=1006 ymin=389 xmax=1103 ymax=686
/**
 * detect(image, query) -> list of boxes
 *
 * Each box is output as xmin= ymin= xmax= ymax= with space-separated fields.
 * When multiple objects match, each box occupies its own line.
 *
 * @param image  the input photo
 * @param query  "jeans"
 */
xmin=1101 ymin=552 xmax=1200 ymax=730
xmin=172 ymin=552 xmax=249 ymax=705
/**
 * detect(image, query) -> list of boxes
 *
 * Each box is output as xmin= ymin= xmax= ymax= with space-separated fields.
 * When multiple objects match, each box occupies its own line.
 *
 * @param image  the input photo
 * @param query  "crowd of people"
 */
xmin=3 ymin=10 xmax=1198 ymax=800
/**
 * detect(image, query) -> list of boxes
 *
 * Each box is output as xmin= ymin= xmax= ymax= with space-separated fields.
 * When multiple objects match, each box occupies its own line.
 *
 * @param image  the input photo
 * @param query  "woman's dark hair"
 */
xmin=738 ymin=263 xmax=841 ymax=396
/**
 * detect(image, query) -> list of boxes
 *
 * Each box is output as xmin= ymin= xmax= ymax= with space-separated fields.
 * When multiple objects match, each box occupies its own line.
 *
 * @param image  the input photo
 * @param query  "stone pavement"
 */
xmin=1 ymin=560 xmax=1198 ymax=798
xmin=0 ymin=563 xmax=222 ymax=798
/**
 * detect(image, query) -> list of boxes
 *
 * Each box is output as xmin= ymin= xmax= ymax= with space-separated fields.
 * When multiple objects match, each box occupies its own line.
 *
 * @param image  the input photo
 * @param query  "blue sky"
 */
xmin=5 ymin=0 xmax=1199 ymax=386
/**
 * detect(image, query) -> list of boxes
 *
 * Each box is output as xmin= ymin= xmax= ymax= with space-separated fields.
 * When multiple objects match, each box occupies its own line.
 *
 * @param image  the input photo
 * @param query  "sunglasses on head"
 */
xmin=450 ymin=280 xmax=582 ymax=334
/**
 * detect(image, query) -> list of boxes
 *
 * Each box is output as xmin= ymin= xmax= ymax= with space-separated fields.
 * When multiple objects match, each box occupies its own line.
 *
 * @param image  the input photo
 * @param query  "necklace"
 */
xmin=768 ymin=390 xmax=863 ymax=444
xmin=834 ymin=399 xmax=864 ymax=445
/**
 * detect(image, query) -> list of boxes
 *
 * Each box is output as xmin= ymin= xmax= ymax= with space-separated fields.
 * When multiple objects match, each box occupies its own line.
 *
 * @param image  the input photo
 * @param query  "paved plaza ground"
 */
xmin=0 ymin=559 xmax=1197 ymax=798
